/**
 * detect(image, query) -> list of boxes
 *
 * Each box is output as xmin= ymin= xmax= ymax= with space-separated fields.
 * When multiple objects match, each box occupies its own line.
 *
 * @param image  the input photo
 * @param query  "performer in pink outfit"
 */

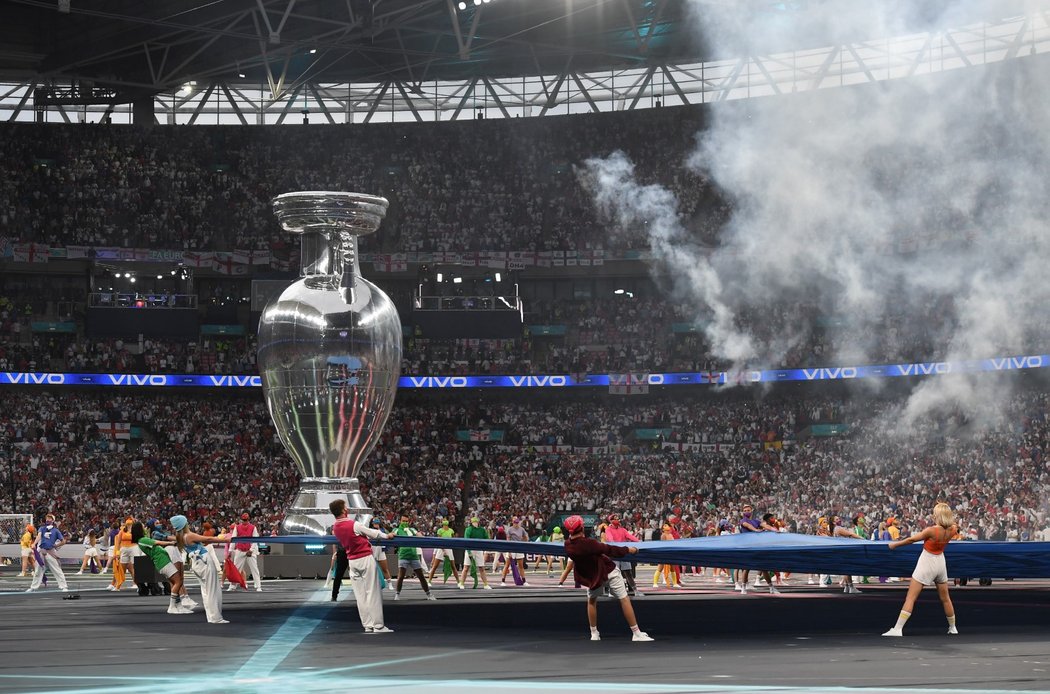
xmin=603 ymin=514 xmax=641 ymax=596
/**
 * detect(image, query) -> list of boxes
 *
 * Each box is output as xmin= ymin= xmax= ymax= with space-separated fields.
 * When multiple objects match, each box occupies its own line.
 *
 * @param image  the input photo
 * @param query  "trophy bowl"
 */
xmin=258 ymin=191 xmax=402 ymax=534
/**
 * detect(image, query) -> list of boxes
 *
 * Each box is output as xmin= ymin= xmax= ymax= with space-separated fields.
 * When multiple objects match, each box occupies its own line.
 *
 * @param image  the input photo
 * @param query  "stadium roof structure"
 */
xmin=0 ymin=0 xmax=1048 ymax=124
xmin=0 ymin=1 xmax=693 ymax=109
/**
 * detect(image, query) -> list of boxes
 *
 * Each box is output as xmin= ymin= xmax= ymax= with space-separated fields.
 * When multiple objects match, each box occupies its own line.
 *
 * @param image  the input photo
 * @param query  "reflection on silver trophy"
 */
xmin=257 ymin=191 xmax=402 ymax=534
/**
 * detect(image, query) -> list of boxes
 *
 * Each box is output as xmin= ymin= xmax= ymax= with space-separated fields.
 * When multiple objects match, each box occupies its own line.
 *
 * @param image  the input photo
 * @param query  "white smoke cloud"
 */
xmin=583 ymin=0 xmax=1050 ymax=424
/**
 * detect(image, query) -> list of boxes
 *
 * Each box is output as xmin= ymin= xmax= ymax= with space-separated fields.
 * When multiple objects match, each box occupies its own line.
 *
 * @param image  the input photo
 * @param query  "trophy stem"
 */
xmin=281 ymin=476 xmax=373 ymax=535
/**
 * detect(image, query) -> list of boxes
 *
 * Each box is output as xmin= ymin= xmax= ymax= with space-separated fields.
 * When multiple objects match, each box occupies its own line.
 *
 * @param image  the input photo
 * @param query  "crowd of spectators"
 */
xmin=8 ymin=288 xmax=1036 ymax=377
xmin=0 ymin=107 xmax=721 ymax=254
xmin=2 ymin=387 xmax=1047 ymax=546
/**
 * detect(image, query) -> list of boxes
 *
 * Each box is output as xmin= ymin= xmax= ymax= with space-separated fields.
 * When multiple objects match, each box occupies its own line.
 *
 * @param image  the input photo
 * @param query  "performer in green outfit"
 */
xmin=131 ymin=521 xmax=189 ymax=615
xmin=459 ymin=516 xmax=493 ymax=589
xmin=547 ymin=526 xmax=566 ymax=576
xmin=394 ymin=512 xmax=435 ymax=601
xmin=426 ymin=519 xmax=458 ymax=584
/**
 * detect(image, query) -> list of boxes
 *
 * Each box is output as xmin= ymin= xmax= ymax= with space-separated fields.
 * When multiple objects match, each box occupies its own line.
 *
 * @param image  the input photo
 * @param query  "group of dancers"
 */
xmin=19 ymin=501 xmax=962 ymax=640
xmin=19 ymin=511 xmax=268 ymax=625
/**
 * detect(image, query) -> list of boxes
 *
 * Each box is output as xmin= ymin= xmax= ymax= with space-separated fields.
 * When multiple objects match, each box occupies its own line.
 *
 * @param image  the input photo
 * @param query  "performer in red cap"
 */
xmin=562 ymin=515 xmax=653 ymax=642
xmin=229 ymin=512 xmax=262 ymax=592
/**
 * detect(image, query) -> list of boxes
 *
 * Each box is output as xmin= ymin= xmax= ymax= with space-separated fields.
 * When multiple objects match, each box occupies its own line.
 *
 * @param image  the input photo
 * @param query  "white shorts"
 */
xmin=587 ymin=568 xmax=629 ymax=600
xmin=21 ymin=547 xmax=31 ymax=558
xmin=506 ymin=552 xmax=524 ymax=560
xmin=912 ymin=550 xmax=948 ymax=586
xmin=120 ymin=545 xmax=143 ymax=563
xmin=107 ymin=548 xmax=114 ymax=557
xmin=466 ymin=550 xmax=486 ymax=567
xmin=83 ymin=547 xmax=101 ymax=558
xmin=165 ymin=546 xmax=184 ymax=565
xmin=398 ymin=558 xmax=424 ymax=572
xmin=431 ymin=548 xmax=454 ymax=561
xmin=158 ymin=563 xmax=178 ymax=579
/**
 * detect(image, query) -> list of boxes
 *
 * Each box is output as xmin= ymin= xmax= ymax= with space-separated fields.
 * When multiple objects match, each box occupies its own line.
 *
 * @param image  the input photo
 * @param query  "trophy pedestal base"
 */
xmin=280 ymin=477 xmax=371 ymax=535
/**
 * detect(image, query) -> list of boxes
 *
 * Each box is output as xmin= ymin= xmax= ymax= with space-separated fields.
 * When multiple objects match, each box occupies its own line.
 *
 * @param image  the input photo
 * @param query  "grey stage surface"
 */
xmin=1 ymin=568 xmax=1049 ymax=694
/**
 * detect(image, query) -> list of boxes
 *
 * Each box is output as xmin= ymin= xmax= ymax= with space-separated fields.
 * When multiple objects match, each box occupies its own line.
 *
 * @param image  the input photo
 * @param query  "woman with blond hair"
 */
xmin=882 ymin=502 xmax=959 ymax=637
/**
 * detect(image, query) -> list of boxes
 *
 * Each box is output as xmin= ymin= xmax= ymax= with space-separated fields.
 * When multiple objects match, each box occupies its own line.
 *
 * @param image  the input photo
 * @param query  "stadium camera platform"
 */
xmin=2 ymin=569 xmax=1049 ymax=694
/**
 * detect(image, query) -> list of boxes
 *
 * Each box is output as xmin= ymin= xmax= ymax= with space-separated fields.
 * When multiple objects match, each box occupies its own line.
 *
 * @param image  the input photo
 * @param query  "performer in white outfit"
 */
xmin=170 ymin=515 xmax=230 ymax=624
xmin=330 ymin=500 xmax=396 ymax=634
xmin=229 ymin=512 xmax=262 ymax=592
xmin=77 ymin=530 xmax=103 ymax=574
xmin=27 ymin=514 xmax=69 ymax=592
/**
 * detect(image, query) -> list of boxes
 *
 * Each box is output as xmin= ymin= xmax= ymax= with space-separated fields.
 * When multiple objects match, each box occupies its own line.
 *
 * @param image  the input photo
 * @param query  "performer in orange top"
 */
xmin=108 ymin=516 xmax=138 ymax=591
xmin=882 ymin=502 xmax=958 ymax=637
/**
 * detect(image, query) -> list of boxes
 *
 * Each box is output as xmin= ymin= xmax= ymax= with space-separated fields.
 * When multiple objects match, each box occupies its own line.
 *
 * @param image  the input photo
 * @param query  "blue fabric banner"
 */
xmin=245 ymin=532 xmax=1050 ymax=578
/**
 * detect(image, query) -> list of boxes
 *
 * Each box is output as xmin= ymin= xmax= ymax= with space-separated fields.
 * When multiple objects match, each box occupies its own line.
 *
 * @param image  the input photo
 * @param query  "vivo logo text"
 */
xmin=4 ymin=373 xmax=66 ymax=385
xmin=209 ymin=376 xmax=262 ymax=387
xmin=802 ymin=367 xmax=858 ymax=381
xmin=107 ymin=374 xmax=169 ymax=386
xmin=896 ymin=362 xmax=950 ymax=376
xmin=990 ymin=356 xmax=1043 ymax=370
xmin=408 ymin=376 xmax=469 ymax=388
xmin=509 ymin=375 xmax=568 ymax=387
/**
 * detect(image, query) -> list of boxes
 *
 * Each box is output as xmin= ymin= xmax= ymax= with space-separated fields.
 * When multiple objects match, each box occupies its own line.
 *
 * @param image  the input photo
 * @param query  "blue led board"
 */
xmin=1 ymin=354 xmax=1046 ymax=389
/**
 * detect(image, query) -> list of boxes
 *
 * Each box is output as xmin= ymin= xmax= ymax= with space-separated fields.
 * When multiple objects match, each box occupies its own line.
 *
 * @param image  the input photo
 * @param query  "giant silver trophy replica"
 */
xmin=258 ymin=191 xmax=402 ymax=534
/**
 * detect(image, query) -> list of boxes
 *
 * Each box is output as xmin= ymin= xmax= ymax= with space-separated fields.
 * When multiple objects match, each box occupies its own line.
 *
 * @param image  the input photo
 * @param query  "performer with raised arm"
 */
xmin=331 ymin=500 xmax=397 ymax=633
xmin=882 ymin=502 xmax=959 ymax=637
xmin=562 ymin=515 xmax=653 ymax=642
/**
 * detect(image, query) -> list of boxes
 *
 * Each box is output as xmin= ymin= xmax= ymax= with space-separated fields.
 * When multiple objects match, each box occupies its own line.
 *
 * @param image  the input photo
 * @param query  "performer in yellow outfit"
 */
xmin=20 ymin=525 xmax=36 ymax=576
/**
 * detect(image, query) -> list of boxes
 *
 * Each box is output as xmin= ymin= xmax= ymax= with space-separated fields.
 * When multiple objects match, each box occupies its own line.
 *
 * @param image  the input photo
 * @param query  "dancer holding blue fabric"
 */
xmin=563 ymin=515 xmax=652 ymax=642
xmin=459 ymin=516 xmax=494 ymax=589
xmin=170 ymin=514 xmax=230 ymax=624
xmin=882 ymin=502 xmax=959 ymax=637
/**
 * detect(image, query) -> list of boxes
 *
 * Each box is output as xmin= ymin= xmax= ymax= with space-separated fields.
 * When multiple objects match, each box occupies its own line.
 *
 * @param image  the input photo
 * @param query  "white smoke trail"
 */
xmin=584 ymin=0 xmax=1050 ymax=425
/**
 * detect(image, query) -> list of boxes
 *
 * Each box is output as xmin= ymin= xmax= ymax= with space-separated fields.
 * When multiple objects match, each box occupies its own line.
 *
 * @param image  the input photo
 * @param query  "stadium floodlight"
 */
xmin=473 ymin=0 xmax=481 ymax=5
xmin=495 ymin=272 xmax=501 ymax=282
xmin=453 ymin=277 xmax=463 ymax=284
xmin=436 ymin=273 xmax=443 ymax=282
xmin=129 ymin=277 xmax=136 ymax=283
xmin=614 ymin=288 xmax=625 ymax=294
xmin=238 ymin=72 xmax=246 ymax=78
xmin=156 ymin=275 xmax=163 ymax=279
xmin=458 ymin=1 xmax=466 ymax=7
xmin=309 ymin=48 xmax=317 ymax=54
